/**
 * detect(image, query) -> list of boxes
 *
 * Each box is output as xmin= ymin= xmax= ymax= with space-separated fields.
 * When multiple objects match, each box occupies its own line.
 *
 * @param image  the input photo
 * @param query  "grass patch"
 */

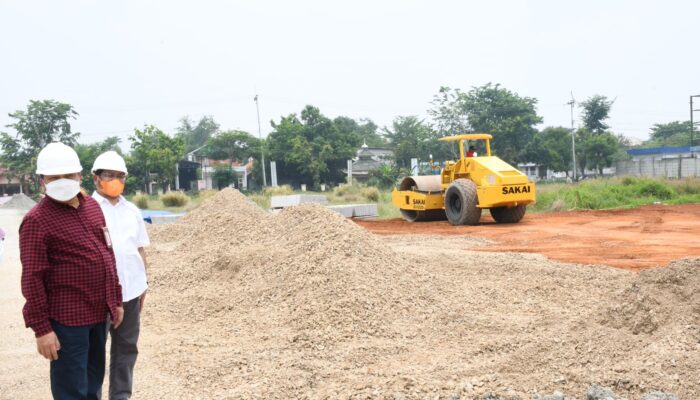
xmin=132 ymin=177 xmax=700 ymax=218
xmin=531 ymin=177 xmax=700 ymax=212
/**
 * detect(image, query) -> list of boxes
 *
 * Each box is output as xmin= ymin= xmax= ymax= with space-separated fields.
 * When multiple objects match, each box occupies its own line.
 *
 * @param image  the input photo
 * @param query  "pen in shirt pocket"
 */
xmin=102 ymin=227 xmax=113 ymax=249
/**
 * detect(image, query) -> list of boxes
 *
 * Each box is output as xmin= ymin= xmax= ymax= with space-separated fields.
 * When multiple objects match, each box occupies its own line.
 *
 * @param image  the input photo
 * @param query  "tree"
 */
xmin=176 ymin=115 xmax=220 ymax=153
xmin=383 ymin=116 xmax=431 ymax=167
xmin=580 ymin=95 xmax=614 ymax=134
xmin=212 ymin=164 xmax=237 ymax=189
xmin=582 ymin=132 xmax=620 ymax=176
xmin=267 ymin=106 xmax=361 ymax=188
xmin=0 ymin=100 xmax=79 ymax=192
xmin=74 ymin=136 xmax=123 ymax=193
xmin=129 ymin=125 xmax=185 ymax=192
xmin=428 ymin=84 xmax=542 ymax=165
xmin=367 ymin=163 xmax=408 ymax=189
xmin=645 ymin=121 xmax=692 ymax=147
xmin=428 ymin=86 xmax=470 ymax=136
xmin=204 ymin=130 xmax=261 ymax=161
xmin=333 ymin=117 xmax=386 ymax=147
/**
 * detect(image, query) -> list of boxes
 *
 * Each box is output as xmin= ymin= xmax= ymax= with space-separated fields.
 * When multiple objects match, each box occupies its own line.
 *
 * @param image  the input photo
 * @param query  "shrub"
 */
xmin=132 ymin=194 xmax=149 ymax=209
xmin=161 ymin=191 xmax=190 ymax=207
xmin=334 ymin=183 xmax=354 ymax=197
xmin=361 ymin=186 xmax=380 ymax=202
xmin=263 ymin=185 xmax=294 ymax=196
xmin=621 ymin=176 xmax=637 ymax=186
xmin=637 ymin=181 xmax=674 ymax=199
xmin=670 ymin=178 xmax=700 ymax=195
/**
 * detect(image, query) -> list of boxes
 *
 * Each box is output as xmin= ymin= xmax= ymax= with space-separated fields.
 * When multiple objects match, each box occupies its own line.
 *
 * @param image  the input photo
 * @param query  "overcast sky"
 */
xmin=1 ymin=0 xmax=698 ymax=148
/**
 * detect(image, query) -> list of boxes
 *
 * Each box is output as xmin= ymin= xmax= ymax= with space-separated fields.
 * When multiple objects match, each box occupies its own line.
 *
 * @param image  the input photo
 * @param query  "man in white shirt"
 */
xmin=91 ymin=151 xmax=150 ymax=400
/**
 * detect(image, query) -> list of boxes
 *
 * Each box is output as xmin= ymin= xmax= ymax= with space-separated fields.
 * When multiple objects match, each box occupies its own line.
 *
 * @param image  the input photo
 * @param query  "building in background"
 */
xmin=177 ymin=154 xmax=254 ymax=191
xmin=0 ymin=166 xmax=22 ymax=195
xmin=350 ymin=142 xmax=394 ymax=182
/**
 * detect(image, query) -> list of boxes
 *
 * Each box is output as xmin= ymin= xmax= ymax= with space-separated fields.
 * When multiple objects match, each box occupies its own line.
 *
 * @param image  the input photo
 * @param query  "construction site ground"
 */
xmin=1 ymin=195 xmax=698 ymax=399
xmin=357 ymin=204 xmax=700 ymax=270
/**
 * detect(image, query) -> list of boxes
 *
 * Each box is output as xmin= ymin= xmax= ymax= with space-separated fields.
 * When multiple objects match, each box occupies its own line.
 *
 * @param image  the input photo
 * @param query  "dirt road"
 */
xmin=357 ymin=204 xmax=700 ymax=270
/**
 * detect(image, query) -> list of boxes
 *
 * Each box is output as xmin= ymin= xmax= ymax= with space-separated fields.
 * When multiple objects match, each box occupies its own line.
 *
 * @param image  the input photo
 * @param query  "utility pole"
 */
xmin=254 ymin=94 xmax=267 ymax=187
xmin=566 ymin=93 xmax=577 ymax=181
xmin=691 ymin=95 xmax=700 ymax=147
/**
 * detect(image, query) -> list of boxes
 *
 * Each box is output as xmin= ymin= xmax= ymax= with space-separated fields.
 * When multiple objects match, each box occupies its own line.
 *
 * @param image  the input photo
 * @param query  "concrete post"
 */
xmin=411 ymin=158 xmax=418 ymax=176
xmin=270 ymin=161 xmax=278 ymax=187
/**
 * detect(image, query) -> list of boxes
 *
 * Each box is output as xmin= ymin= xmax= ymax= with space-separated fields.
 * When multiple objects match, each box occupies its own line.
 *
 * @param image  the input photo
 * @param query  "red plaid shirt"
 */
xmin=20 ymin=193 xmax=122 ymax=337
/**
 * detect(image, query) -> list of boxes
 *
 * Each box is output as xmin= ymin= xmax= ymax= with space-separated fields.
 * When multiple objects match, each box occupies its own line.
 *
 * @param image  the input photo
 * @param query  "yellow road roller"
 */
xmin=391 ymin=133 xmax=536 ymax=225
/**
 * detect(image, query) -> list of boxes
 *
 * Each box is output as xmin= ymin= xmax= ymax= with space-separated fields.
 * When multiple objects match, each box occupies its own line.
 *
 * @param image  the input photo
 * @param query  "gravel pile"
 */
xmin=141 ymin=188 xmax=699 ymax=399
xmin=0 ymin=193 xmax=36 ymax=211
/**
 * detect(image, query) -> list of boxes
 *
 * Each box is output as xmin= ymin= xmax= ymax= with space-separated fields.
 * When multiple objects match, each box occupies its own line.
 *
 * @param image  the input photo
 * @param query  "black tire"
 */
xmin=400 ymin=209 xmax=447 ymax=222
xmin=444 ymin=179 xmax=481 ymax=225
xmin=489 ymin=205 xmax=527 ymax=223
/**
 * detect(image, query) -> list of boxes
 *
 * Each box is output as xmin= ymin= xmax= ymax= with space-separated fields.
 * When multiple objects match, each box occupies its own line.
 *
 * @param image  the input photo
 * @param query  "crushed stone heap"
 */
xmin=143 ymin=188 xmax=699 ymax=399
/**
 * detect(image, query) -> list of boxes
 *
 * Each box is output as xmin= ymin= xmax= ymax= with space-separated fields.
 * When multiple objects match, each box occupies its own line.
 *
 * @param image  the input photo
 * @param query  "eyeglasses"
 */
xmin=99 ymin=172 xmax=126 ymax=181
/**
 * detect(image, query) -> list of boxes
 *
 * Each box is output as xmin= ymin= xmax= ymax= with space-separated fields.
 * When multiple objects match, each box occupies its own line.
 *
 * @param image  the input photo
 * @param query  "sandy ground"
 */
xmin=357 ymin=204 xmax=700 ymax=270
xmin=1 ymin=202 xmax=698 ymax=399
xmin=0 ymin=208 xmax=178 ymax=399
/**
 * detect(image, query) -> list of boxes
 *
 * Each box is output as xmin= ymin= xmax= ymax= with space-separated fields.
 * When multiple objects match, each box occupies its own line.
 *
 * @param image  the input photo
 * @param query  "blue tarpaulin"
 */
xmin=140 ymin=210 xmax=173 ymax=224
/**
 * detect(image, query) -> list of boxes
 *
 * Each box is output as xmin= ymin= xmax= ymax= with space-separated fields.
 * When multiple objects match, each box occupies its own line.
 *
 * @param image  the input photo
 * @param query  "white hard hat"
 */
xmin=36 ymin=142 xmax=83 ymax=175
xmin=92 ymin=151 xmax=128 ymax=175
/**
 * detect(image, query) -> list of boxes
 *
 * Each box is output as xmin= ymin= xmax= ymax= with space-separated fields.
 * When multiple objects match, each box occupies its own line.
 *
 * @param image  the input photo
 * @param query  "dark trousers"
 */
xmin=108 ymin=297 xmax=141 ymax=400
xmin=50 ymin=320 xmax=108 ymax=400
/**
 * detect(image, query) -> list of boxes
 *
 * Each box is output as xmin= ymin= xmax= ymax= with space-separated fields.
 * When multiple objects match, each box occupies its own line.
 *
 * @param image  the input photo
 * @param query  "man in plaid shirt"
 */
xmin=20 ymin=142 xmax=124 ymax=400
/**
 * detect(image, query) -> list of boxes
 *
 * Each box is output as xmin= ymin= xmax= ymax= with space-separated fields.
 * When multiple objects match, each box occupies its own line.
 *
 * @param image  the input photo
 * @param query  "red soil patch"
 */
xmin=356 ymin=204 xmax=700 ymax=270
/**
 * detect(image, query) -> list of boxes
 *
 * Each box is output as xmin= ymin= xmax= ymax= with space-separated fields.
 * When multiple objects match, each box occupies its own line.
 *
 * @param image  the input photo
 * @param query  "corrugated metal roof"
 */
xmin=627 ymin=146 xmax=700 ymax=155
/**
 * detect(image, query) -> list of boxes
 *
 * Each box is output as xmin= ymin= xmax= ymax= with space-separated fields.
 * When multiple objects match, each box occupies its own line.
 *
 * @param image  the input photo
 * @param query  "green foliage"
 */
xmin=333 ymin=183 xmax=354 ymax=197
xmin=204 ymin=130 xmax=260 ymax=162
xmin=176 ymin=116 xmax=219 ymax=153
xmin=367 ymin=163 xmax=406 ymax=189
xmin=361 ymin=186 xmax=380 ymax=202
xmin=0 ymin=100 xmax=80 ymax=192
xmin=383 ymin=116 xmax=448 ymax=167
xmin=668 ymin=178 xmax=700 ymax=195
xmin=129 ymin=125 xmax=185 ymax=192
xmin=212 ymin=164 xmax=237 ymax=189
xmin=641 ymin=121 xmax=693 ymax=148
xmin=531 ymin=178 xmax=697 ymax=212
xmin=638 ymin=180 xmax=675 ymax=199
xmin=428 ymin=84 xmax=542 ymax=165
xmin=160 ymin=191 xmax=189 ymax=207
xmin=580 ymin=95 xmax=614 ymax=133
xmin=522 ymin=126 xmax=580 ymax=177
xmin=333 ymin=117 xmax=386 ymax=147
xmin=132 ymin=194 xmax=149 ymax=209
xmin=428 ymin=86 xmax=470 ymax=135
xmin=582 ymin=131 xmax=620 ymax=175
xmin=74 ymin=136 xmax=123 ymax=193
xmin=267 ymin=105 xmax=361 ymax=188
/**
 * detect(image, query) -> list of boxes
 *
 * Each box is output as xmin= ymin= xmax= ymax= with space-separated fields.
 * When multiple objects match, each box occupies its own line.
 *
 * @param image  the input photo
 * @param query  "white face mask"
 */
xmin=45 ymin=178 xmax=81 ymax=202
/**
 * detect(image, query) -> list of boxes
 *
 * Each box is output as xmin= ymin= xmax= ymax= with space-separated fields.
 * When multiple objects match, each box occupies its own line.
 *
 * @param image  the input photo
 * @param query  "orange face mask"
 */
xmin=99 ymin=179 xmax=125 ymax=197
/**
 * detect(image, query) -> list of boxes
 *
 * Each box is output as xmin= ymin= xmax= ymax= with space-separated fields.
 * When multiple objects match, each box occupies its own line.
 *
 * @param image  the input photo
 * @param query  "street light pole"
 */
xmin=690 ymin=95 xmax=700 ymax=147
xmin=254 ymin=94 xmax=267 ymax=187
xmin=566 ymin=95 xmax=577 ymax=181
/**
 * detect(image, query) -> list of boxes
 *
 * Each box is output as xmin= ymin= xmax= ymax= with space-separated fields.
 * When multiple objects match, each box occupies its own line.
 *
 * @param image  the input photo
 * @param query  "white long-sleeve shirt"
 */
xmin=92 ymin=192 xmax=150 ymax=302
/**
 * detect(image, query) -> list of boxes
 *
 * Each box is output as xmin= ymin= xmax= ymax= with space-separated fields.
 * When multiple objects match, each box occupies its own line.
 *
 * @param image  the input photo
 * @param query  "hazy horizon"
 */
xmin=1 ymin=0 xmax=698 ymax=148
